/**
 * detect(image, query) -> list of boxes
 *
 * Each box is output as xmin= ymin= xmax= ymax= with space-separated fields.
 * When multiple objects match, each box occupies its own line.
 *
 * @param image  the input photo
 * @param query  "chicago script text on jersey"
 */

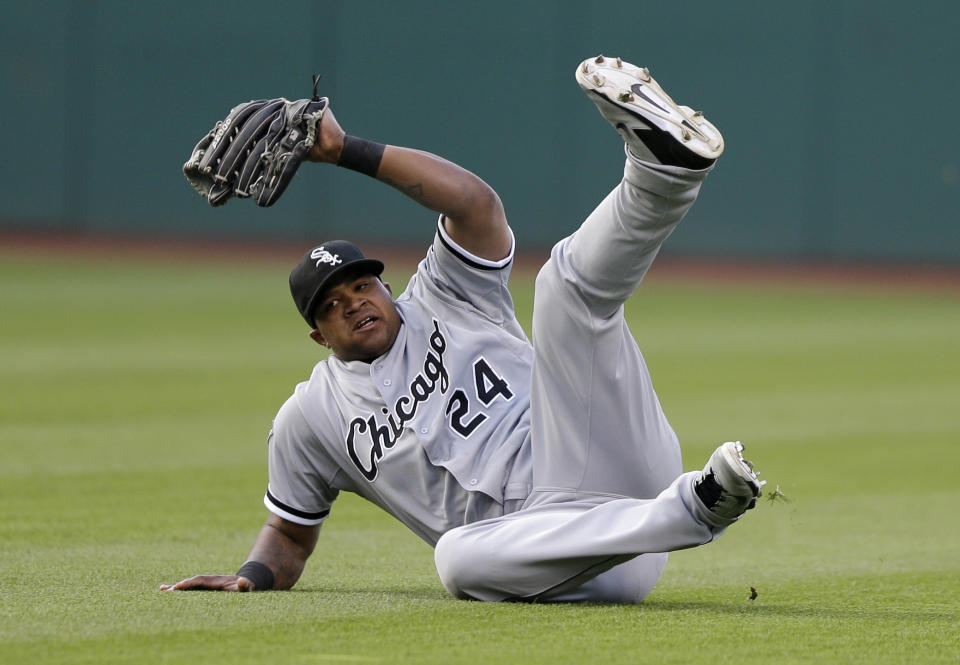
xmin=345 ymin=320 xmax=449 ymax=480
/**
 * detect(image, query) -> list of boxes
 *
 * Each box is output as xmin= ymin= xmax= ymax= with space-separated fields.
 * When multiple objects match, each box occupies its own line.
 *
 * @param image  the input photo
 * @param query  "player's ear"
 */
xmin=309 ymin=329 xmax=328 ymax=347
xmin=382 ymin=280 xmax=393 ymax=296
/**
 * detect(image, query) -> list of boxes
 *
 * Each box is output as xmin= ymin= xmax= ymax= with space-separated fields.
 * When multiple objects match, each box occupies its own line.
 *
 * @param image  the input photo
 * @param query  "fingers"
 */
xmin=159 ymin=574 xmax=242 ymax=592
xmin=308 ymin=109 xmax=346 ymax=163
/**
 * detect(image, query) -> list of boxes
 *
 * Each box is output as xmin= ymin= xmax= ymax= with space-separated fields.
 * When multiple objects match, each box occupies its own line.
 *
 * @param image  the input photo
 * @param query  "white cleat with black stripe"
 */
xmin=695 ymin=441 xmax=765 ymax=520
xmin=576 ymin=55 xmax=724 ymax=169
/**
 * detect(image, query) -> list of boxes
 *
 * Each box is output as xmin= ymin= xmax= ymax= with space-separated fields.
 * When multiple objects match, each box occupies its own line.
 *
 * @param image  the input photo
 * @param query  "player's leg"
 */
xmin=434 ymin=57 xmax=758 ymax=604
xmin=528 ymin=57 xmax=723 ymax=501
xmin=526 ymin=163 xmax=693 ymax=499
xmin=465 ymin=57 xmax=726 ymax=603
xmin=436 ymin=476 xmax=704 ymax=602
xmin=435 ymin=442 xmax=763 ymax=602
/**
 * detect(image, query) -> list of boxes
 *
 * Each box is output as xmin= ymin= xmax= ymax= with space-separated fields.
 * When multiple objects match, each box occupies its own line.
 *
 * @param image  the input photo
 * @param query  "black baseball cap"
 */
xmin=289 ymin=240 xmax=385 ymax=328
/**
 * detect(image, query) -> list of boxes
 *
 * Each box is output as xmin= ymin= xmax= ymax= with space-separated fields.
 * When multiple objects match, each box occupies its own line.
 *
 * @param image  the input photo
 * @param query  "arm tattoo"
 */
xmin=379 ymin=176 xmax=428 ymax=207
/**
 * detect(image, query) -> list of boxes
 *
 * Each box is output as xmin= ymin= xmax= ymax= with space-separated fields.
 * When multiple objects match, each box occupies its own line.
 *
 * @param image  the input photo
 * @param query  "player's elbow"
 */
xmin=459 ymin=180 xmax=504 ymax=224
xmin=444 ymin=183 xmax=511 ymax=261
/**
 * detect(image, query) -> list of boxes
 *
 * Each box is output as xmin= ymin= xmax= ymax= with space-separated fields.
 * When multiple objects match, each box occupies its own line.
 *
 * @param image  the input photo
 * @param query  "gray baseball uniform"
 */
xmin=266 ymin=152 xmax=730 ymax=603
xmin=266 ymin=219 xmax=533 ymax=545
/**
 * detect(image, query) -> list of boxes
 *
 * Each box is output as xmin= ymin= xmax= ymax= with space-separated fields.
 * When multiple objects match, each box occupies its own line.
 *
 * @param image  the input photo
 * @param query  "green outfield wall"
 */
xmin=1 ymin=1 xmax=957 ymax=262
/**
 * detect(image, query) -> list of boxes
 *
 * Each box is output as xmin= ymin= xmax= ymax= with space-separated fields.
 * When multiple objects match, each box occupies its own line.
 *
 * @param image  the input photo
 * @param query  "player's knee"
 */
xmin=434 ymin=530 xmax=479 ymax=600
xmin=533 ymin=251 xmax=564 ymax=302
xmin=531 ymin=256 xmax=575 ymax=333
xmin=434 ymin=528 xmax=512 ymax=601
xmin=533 ymin=242 xmax=617 ymax=327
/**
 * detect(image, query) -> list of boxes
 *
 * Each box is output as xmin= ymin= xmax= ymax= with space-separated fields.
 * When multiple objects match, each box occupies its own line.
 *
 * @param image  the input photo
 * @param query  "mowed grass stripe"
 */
xmin=1 ymin=252 xmax=957 ymax=664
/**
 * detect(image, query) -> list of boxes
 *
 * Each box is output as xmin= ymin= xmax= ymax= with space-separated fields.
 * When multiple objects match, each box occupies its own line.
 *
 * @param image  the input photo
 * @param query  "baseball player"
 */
xmin=163 ymin=55 xmax=764 ymax=602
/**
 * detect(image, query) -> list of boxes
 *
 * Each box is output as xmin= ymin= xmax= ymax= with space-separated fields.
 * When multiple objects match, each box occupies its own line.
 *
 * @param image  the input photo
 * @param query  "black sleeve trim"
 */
xmin=436 ymin=217 xmax=513 ymax=272
xmin=265 ymin=488 xmax=331 ymax=521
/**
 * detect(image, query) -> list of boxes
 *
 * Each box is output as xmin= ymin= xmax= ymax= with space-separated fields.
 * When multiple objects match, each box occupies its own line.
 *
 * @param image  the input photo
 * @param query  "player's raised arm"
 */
xmin=307 ymin=108 xmax=512 ymax=263
xmin=160 ymin=514 xmax=319 ymax=592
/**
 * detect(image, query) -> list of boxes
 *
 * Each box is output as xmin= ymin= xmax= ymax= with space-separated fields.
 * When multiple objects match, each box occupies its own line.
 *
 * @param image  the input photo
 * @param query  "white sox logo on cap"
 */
xmin=311 ymin=246 xmax=342 ymax=269
xmin=291 ymin=240 xmax=384 ymax=328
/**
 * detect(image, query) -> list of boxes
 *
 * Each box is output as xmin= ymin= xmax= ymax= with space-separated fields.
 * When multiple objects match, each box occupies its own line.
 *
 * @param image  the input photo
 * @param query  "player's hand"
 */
xmin=159 ymin=574 xmax=256 ymax=592
xmin=307 ymin=108 xmax=346 ymax=164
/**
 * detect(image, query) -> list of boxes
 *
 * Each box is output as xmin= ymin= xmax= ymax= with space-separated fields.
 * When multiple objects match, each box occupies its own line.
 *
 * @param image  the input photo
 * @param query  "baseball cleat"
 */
xmin=576 ymin=55 xmax=724 ymax=169
xmin=694 ymin=441 xmax=765 ymax=520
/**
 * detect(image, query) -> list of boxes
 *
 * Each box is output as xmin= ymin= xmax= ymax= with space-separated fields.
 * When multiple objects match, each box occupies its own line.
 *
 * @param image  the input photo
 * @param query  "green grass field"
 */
xmin=1 ymin=248 xmax=958 ymax=664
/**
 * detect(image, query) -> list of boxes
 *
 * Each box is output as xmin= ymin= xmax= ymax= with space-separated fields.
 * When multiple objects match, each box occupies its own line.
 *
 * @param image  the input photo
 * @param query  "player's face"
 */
xmin=309 ymin=272 xmax=402 ymax=362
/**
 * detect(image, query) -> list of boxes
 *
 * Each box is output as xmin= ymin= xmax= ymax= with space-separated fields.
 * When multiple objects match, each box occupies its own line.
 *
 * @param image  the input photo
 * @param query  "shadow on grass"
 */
xmin=290 ymin=585 xmax=448 ymax=602
xmin=286 ymin=587 xmax=958 ymax=624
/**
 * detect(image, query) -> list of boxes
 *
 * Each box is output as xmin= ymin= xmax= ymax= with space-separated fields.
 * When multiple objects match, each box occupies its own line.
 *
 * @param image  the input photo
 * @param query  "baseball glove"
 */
xmin=184 ymin=76 xmax=328 ymax=207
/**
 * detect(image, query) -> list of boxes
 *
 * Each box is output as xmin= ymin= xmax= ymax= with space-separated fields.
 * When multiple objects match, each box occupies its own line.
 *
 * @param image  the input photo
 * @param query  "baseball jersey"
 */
xmin=264 ymin=217 xmax=534 ymax=546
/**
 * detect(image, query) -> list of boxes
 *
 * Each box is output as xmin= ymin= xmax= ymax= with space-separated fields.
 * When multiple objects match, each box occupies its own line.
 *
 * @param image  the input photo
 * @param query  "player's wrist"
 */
xmin=235 ymin=561 xmax=274 ymax=591
xmin=336 ymin=136 xmax=385 ymax=177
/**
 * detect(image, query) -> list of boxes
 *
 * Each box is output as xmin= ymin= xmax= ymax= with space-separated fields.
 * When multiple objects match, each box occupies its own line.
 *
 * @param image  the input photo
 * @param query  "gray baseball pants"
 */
xmin=434 ymin=152 xmax=733 ymax=602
